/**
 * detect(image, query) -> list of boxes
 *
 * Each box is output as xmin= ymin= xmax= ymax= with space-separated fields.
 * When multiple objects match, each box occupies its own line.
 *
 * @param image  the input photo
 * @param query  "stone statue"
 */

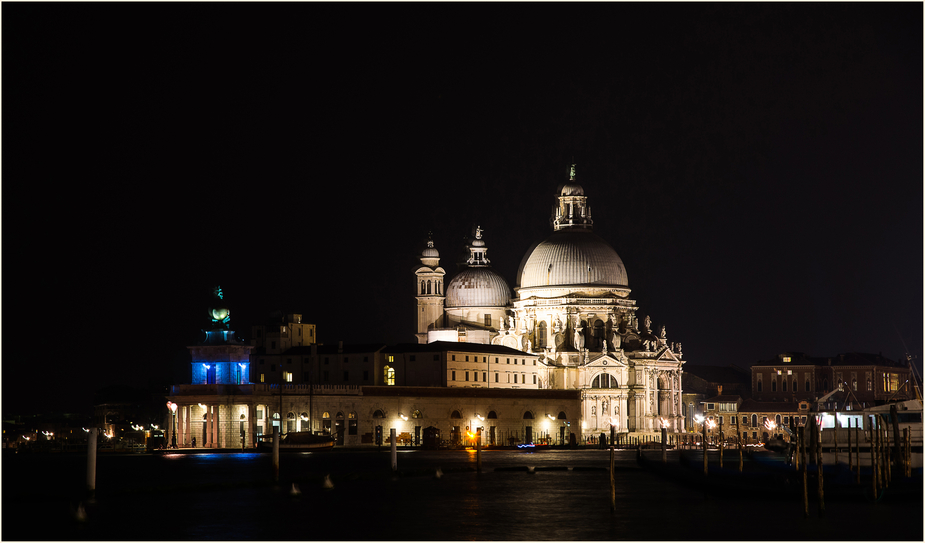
xmin=553 ymin=316 xmax=562 ymax=333
xmin=583 ymin=349 xmax=590 ymax=365
xmin=602 ymin=338 xmax=608 ymax=355
xmin=574 ymin=321 xmax=585 ymax=350
xmin=677 ymin=343 xmax=683 ymax=356
xmin=475 ymin=225 xmax=483 ymax=239
xmin=643 ymin=315 xmax=651 ymax=332
xmin=525 ymin=339 xmax=532 ymax=353
xmin=509 ymin=315 xmax=515 ymax=330
xmin=660 ymin=325 xmax=666 ymax=339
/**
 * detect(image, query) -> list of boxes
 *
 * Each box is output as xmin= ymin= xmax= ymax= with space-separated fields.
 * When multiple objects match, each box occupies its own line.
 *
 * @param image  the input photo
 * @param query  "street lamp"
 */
xmin=167 ymin=402 xmax=178 ymax=449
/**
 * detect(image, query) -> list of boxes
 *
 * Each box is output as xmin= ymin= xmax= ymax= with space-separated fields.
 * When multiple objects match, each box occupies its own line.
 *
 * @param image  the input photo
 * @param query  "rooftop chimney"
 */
xmin=717 ymin=385 xmax=723 ymax=395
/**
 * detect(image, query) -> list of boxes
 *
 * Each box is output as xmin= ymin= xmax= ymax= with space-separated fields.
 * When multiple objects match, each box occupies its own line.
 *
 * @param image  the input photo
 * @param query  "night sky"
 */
xmin=3 ymin=4 xmax=922 ymax=415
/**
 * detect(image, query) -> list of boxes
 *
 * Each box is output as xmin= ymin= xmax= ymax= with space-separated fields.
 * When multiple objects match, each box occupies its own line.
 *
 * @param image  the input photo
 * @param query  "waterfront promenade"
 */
xmin=2 ymin=448 xmax=921 ymax=540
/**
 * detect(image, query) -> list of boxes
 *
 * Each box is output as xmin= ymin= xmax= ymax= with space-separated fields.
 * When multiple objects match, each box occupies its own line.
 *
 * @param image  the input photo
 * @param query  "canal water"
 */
xmin=2 ymin=449 xmax=922 ymax=540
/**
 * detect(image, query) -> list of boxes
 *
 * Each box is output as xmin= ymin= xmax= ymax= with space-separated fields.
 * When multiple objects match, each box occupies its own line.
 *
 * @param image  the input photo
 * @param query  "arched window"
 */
xmin=852 ymin=378 xmax=858 ymax=391
xmin=286 ymin=412 xmax=296 ymax=433
xmin=451 ymin=410 xmax=461 ymax=419
xmin=557 ymin=411 xmax=567 ymax=420
xmin=384 ymin=366 xmax=395 ymax=386
xmin=373 ymin=409 xmax=385 ymax=418
xmin=805 ymin=379 xmax=811 ymax=392
xmin=523 ymin=411 xmax=534 ymax=420
xmin=592 ymin=374 xmax=618 ymax=388
xmin=427 ymin=280 xmax=432 ymax=294
xmin=782 ymin=380 xmax=787 ymax=392
xmin=322 ymin=412 xmax=330 ymax=419
xmin=411 ymin=410 xmax=422 ymax=419
xmin=487 ymin=411 xmax=497 ymax=419
xmin=751 ymin=414 xmax=758 ymax=427
xmin=792 ymin=379 xmax=797 ymax=392
xmin=775 ymin=414 xmax=781 ymax=426
xmin=421 ymin=280 xmax=425 ymax=294
xmin=536 ymin=321 xmax=547 ymax=348
xmin=772 ymin=380 xmax=777 ymax=392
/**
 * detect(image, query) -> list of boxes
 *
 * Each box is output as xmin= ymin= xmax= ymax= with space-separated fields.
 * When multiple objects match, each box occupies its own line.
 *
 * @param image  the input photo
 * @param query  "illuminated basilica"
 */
xmin=415 ymin=165 xmax=686 ymax=434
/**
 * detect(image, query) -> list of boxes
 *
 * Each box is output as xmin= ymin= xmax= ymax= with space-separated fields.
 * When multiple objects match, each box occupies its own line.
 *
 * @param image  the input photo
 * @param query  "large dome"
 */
xmin=446 ymin=268 xmax=512 ymax=307
xmin=518 ymin=229 xmax=628 ymax=289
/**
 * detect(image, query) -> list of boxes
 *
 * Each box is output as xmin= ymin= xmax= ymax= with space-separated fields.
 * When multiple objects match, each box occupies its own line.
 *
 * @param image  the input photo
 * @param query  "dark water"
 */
xmin=2 ymin=449 xmax=922 ymax=541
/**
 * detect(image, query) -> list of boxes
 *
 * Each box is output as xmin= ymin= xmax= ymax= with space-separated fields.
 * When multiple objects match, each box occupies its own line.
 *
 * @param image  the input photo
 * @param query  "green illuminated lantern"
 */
xmin=209 ymin=286 xmax=231 ymax=329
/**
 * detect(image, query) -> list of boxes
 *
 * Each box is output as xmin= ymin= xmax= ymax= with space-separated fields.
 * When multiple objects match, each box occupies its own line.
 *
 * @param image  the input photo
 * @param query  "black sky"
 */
xmin=3 ymin=4 xmax=922 ymax=415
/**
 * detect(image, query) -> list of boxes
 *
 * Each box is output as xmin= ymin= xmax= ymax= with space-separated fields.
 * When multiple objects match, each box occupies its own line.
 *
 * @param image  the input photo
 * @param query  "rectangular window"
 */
xmin=533 ymin=375 xmax=537 ymax=384
xmin=363 ymin=370 xmax=369 ymax=381
xmin=483 ymin=357 xmax=487 ymax=362
xmin=364 ymin=356 xmax=369 ymax=362
xmin=465 ymin=356 xmax=469 ymax=362
xmin=409 ymin=355 xmax=416 ymax=361
xmin=324 ymin=357 xmax=329 ymax=364
xmin=452 ymin=371 xmax=456 ymax=381
xmin=260 ymin=374 xmax=265 ymax=383
xmin=484 ymin=314 xmax=491 ymax=327
xmin=348 ymin=420 xmax=358 ymax=435
xmin=284 ymin=372 xmax=293 ymax=382
xmin=483 ymin=372 xmax=487 ymax=382
xmin=522 ymin=359 xmax=526 ymax=365
xmin=452 ymin=355 xmax=456 ymax=361
xmin=465 ymin=372 xmax=469 ymax=381
xmin=495 ymin=373 xmax=499 ymax=383
xmin=495 ymin=358 xmax=499 ymax=363
xmin=533 ymin=359 xmax=536 ymax=365
xmin=287 ymin=358 xmax=292 ymax=364
xmin=343 ymin=371 xmax=348 ymax=381
xmin=707 ymin=403 xmax=715 ymax=410
xmin=271 ymin=364 xmax=276 ymax=372
xmin=514 ymin=374 xmax=518 ymax=384
xmin=507 ymin=358 xmax=510 ymax=364
xmin=434 ymin=355 xmax=439 ymax=361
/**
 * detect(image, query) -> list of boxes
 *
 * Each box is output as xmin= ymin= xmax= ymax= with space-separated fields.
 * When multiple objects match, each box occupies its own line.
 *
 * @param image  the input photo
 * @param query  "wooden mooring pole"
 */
xmin=816 ymin=422 xmax=825 ymax=516
xmin=855 ymin=420 xmax=860 ymax=485
xmin=610 ymin=425 xmax=615 ymax=512
xmin=801 ymin=426 xmax=808 ymax=518
xmin=848 ymin=418 xmax=853 ymax=474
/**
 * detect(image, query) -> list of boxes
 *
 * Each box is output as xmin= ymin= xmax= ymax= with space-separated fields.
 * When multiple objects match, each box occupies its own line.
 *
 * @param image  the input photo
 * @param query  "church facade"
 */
xmin=415 ymin=165 xmax=686 ymax=435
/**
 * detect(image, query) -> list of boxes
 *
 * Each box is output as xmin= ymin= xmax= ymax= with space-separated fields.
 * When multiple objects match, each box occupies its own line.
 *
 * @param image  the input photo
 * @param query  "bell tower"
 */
xmin=414 ymin=233 xmax=446 ymax=343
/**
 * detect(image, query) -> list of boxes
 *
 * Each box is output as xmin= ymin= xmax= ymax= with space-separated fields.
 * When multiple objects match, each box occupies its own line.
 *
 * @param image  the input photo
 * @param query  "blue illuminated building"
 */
xmin=188 ymin=286 xmax=254 ymax=385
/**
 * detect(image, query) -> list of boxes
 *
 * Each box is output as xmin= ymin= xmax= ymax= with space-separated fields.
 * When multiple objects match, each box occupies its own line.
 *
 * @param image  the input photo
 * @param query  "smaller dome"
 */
xmin=422 ymin=245 xmax=439 ymax=258
xmin=558 ymin=182 xmax=584 ymax=196
xmin=446 ymin=268 xmax=512 ymax=307
xmin=470 ymin=238 xmax=486 ymax=247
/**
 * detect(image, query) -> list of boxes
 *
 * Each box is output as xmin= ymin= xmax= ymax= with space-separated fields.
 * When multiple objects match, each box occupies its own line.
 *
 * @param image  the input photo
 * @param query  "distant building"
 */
xmin=750 ymin=352 xmax=915 ymax=407
xmin=681 ymin=365 xmax=750 ymax=431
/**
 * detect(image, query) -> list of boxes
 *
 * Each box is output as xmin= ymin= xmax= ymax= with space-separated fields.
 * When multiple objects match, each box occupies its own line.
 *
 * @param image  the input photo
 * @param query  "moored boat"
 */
xmin=257 ymin=431 xmax=335 ymax=452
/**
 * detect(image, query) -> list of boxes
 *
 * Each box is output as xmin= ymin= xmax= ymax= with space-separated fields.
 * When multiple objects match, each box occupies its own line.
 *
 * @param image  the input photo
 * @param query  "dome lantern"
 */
xmin=552 ymin=163 xmax=593 ymax=231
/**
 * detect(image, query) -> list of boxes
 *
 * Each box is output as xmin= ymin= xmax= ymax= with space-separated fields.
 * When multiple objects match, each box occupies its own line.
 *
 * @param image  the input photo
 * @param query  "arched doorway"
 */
xmin=335 ymin=412 xmax=345 ymax=446
xmin=523 ymin=411 xmax=534 ymax=444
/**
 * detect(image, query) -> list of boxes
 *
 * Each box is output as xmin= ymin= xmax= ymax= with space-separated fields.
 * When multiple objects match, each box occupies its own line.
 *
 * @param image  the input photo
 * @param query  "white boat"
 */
xmin=257 ymin=431 xmax=335 ymax=452
xmin=815 ymin=399 xmax=922 ymax=469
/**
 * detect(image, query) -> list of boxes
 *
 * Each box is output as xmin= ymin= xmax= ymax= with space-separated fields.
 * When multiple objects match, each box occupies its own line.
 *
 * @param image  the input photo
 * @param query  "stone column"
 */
xmin=178 ymin=405 xmax=185 ymax=447
xmin=184 ymin=405 xmax=191 ymax=447
xmin=214 ymin=405 xmax=221 ymax=448
xmin=249 ymin=404 xmax=257 ymax=448
xmin=206 ymin=406 xmax=213 ymax=447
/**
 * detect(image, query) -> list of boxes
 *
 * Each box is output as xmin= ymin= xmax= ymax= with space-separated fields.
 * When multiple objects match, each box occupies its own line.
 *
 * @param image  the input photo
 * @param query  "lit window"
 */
xmin=260 ymin=374 xmax=265 ymax=383
xmin=384 ymin=366 xmax=395 ymax=386
xmin=783 ymin=356 xmax=791 ymax=363
xmin=283 ymin=372 xmax=293 ymax=383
